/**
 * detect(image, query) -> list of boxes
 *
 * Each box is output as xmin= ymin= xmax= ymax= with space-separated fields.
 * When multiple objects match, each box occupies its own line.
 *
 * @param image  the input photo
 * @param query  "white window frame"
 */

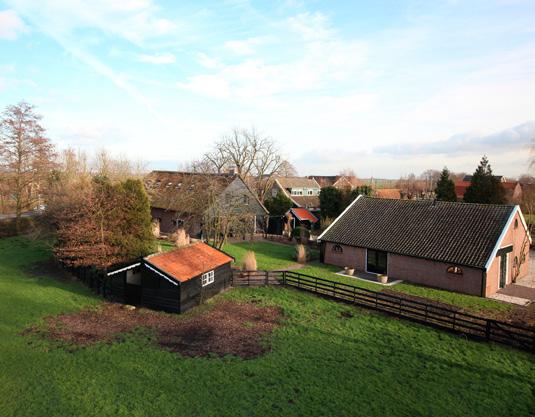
xmin=201 ymin=270 xmax=215 ymax=286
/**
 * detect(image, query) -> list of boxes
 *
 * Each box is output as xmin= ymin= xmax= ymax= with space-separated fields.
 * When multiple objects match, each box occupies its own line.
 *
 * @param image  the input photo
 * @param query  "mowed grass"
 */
xmin=0 ymin=237 xmax=534 ymax=417
xmin=222 ymin=240 xmax=304 ymax=270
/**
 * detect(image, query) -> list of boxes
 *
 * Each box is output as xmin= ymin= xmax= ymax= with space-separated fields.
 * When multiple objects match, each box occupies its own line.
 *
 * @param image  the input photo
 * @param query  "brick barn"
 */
xmin=318 ymin=196 xmax=531 ymax=297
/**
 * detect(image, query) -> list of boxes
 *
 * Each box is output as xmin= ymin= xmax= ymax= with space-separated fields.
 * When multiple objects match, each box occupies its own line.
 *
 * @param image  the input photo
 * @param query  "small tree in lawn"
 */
xmin=435 ymin=167 xmax=457 ymax=202
xmin=319 ymin=186 xmax=342 ymax=219
xmin=464 ymin=156 xmax=506 ymax=204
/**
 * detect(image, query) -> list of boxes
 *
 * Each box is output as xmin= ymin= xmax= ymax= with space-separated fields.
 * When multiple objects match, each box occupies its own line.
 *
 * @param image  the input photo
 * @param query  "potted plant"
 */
xmin=377 ymin=274 xmax=388 ymax=284
xmin=344 ymin=267 xmax=355 ymax=276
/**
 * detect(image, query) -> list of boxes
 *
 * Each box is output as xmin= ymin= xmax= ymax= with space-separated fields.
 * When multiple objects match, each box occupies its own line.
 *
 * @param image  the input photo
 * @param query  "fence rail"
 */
xmin=232 ymin=269 xmax=535 ymax=352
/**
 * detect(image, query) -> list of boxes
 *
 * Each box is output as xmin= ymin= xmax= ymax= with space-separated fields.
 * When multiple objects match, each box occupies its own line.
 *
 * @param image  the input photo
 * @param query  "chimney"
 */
xmin=228 ymin=166 xmax=238 ymax=176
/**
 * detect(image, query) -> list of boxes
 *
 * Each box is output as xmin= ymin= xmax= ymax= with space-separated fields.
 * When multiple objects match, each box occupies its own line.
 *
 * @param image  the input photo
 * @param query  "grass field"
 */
xmin=0 ymin=237 xmax=533 ymax=417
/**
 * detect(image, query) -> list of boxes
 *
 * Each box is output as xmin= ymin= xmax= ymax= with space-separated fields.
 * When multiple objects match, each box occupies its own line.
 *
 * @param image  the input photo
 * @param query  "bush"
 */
xmin=295 ymin=244 xmax=308 ymax=264
xmin=0 ymin=217 xmax=35 ymax=238
xmin=171 ymin=229 xmax=190 ymax=247
xmin=291 ymin=226 xmax=310 ymax=242
xmin=242 ymin=251 xmax=257 ymax=271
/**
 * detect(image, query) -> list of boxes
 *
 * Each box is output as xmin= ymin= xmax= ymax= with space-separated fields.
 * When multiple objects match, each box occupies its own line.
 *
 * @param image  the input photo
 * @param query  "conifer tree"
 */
xmin=464 ymin=156 xmax=506 ymax=204
xmin=434 ymin=167 xmax=457 ymax=202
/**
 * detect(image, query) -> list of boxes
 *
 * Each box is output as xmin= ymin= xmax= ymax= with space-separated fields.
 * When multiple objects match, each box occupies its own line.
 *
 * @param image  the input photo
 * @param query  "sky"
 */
xmin=0 ymin=0 xmax=534 ymax=178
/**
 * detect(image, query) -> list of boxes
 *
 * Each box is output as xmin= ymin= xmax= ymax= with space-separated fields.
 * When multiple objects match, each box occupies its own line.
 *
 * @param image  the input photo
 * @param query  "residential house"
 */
xmin=374 ymin=188 xmax=402 ymax=199
xmin=270 ymin=177 xmax=321 ymax=211
xmin=318 ymin=196 xmax=531 ymax=297
xmin=307 ymin=175 xmax=361 ymax=190
xmin=455 ymin=181 xmax=523 ymax=203
xmin=107 ymin=242 xmax=233 ymax=313
xmin=144 ymin=170 xmax=268 ymax=237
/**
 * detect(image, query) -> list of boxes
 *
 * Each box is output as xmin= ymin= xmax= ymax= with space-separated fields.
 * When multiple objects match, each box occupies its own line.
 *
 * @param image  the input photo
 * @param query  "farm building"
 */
xmin=106 ymin=242 xmax=233 ymax=313
xmin=318 ymin=196 xmax=531 ymax=297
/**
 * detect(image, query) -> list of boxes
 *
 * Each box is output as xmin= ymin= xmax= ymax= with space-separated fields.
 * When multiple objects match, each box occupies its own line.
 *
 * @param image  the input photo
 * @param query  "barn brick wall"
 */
xmin=387 ymin=254 xmax=484 ymax=296
xmin=323 ymin=242 xmax=484 ymax=296
xmin=485 ymin=211 xmax=530 ymax=296
xmin=323 ymin=242 xmax=366 ymax=270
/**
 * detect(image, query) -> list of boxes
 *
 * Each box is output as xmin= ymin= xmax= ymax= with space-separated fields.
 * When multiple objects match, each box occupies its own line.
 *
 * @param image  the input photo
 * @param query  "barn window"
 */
xmin=514 ymin=219 xmax=518 ymax=229
xmin=332 ymin=244 xmax=343 ymax=254
xmin=447 ymin=266 xmax=463 ymax=275
xmin=243 ymin=195 xmax=249 ymax=205
xmin=202 ymin=270 xmax=215 ymax=286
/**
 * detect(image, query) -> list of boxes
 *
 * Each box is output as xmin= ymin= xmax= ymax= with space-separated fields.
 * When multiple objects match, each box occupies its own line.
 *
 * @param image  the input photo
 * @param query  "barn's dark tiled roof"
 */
xmin=320 ymin=197 xmax=515 ymax=268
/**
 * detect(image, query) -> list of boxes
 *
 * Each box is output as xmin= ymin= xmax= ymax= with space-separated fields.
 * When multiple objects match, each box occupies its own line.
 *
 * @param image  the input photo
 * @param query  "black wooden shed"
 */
xmin=106 ymin=242 xmax=234 ymax=313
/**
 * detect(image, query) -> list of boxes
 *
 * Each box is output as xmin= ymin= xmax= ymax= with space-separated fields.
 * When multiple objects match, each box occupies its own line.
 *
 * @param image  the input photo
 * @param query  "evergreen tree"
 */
xmin=115 ymin=179 xmax=156 ymax=260
xmin=264 ymin=193 xmax=293 ymax=215
xmin=463 ymin=156 xmax=506 ymax=204
xmin=434 ymin=167 xmax=457 ymax=202
xmin=319 ymin=186 xmax=343 ymax=218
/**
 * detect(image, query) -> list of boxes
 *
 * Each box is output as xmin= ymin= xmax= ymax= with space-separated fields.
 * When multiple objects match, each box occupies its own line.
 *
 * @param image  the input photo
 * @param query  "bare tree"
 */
xmin=420 ymin=169 xmax=441 ymax=194
xmin=0 ymin=102 xmax=56 ymax=231
xmin=201 ymin=127 xmax=290 ymax=201
xmin=92 ymin=149 xmax=147 ymax=182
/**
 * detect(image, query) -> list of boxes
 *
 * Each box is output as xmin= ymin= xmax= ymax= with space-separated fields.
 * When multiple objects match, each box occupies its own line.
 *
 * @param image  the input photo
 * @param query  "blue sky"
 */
xmin=0 ymin=0 xmax=534 ymax=178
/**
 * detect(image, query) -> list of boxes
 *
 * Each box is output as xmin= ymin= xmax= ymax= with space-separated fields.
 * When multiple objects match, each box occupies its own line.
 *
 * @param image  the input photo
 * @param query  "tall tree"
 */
xmin=200 ymin=127 xmax=291 ymax=201
xmin=319 ymin=186 xmax=342 ymax=219
xmin=435 ymin=167 xmax=457 ymax=202
xmin=0 ymin=102 xmax=56 ymax=231
xmin=463 ymin=156 xmax=506 ymax=204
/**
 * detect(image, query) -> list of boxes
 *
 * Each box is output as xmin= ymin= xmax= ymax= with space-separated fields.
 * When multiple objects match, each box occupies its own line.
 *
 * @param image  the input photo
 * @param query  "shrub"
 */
xmin=172 ymin=229 xmax=190 ymax=247
xmin=291 ymin=226 xmax=310 ymax=242
xmin=295 ymin=244 xmax=307 ymax=264
xmin=242 ymin=251 xmax=257 ymax=271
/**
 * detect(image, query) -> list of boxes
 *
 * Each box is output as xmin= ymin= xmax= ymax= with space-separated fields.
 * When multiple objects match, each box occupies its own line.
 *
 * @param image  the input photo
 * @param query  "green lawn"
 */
xmin=1 ymin=237 xmax=534 ymax=416
xmin=222 ymin=240 xmax=307 ymax=270
xmin=0 ymin=237 xmax=533 ymax=417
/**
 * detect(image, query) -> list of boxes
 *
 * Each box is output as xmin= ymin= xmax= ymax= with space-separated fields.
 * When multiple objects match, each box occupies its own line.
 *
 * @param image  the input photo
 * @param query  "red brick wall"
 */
xmin=323 ymin=242 xmax=366 ymax=270
xmin=323 ymin=242 xmax=484 ymax=296
xmin=485 ymin=211 xmax=530 ymax=296
xmin=388 ymin=253 xmax=483 ymax=296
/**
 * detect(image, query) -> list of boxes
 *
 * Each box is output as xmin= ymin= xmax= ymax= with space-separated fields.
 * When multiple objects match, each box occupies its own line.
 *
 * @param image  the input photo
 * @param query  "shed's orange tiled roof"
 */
xmin=291 ymin=208 xmax=318 ymax=223
xmin=145 ymin=242 xmax=233 ymax=282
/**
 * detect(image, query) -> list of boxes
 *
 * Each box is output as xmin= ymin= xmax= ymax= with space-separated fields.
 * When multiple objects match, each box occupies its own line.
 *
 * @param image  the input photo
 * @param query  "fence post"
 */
xmin=333 ymin=282 xmax=336 ymax=297
xmin=282 ymin=270 xmax=286 ymax=285
xmin=485 ymin=320 xmax=491 ymax=341
xmin=453 ymin=312 xmax=456 ymax=331
xmin=425 ymin=304 xmax=428 ymax=323
xmin=265 ymin=271 xmax=269 ymax=285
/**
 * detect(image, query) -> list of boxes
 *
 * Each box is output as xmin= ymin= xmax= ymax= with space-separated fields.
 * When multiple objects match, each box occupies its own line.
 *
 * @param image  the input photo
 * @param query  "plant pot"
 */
xmin=344 ymin=267 xmax=355 ymax=276
xmin=377 ymin=275 xmax=388 ymax=284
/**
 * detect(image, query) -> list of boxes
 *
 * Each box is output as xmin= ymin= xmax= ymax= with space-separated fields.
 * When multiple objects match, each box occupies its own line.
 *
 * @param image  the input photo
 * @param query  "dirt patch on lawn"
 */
xmin=24 ymin=300 xmax=282 ymax=359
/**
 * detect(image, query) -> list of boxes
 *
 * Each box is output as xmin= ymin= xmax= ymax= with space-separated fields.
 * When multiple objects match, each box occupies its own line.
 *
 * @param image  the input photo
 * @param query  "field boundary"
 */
xmin=232 ymin=270 xmax=535 ymax=352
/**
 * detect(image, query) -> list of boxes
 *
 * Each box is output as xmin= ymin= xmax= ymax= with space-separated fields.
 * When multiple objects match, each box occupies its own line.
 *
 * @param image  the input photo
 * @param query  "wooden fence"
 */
xmin=232 ymin=269 xmax=535 ymax=352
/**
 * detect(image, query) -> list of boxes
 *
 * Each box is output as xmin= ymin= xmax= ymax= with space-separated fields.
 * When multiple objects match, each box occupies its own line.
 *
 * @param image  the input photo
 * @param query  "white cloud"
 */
xmin=178 ymin=12 xmax=368 ymax=100
xmin=137 ymin=52 xmax=175 ymax=64
xmin=224 ymin=36 xmax=267 ymax=55
xmin=0 ymin=9 xmax=27 ymax=40
xmin=5 ymin=0 xmax=176 ymax=45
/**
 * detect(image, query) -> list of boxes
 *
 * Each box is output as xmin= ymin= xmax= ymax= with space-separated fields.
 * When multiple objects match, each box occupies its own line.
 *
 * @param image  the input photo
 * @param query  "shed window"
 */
xmin=332 ymin=244 xmax=343 ymax=254
xmin=202 ymin=270 xmax=215 ymax=286
xmin=447 ymin=266 xmax=463 ymax=275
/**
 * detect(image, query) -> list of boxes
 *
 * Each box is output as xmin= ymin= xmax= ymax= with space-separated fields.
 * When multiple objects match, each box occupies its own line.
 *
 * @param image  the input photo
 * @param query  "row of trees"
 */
xmin=0 ymin=101 xmax=155 ymax=268
xmin=435 ymin=156 xmax=506 ymax=204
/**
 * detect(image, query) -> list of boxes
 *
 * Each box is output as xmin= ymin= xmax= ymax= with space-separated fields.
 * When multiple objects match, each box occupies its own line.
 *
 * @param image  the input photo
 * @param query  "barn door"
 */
xmin=499 ymin=253 xmax=508 ymax=288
